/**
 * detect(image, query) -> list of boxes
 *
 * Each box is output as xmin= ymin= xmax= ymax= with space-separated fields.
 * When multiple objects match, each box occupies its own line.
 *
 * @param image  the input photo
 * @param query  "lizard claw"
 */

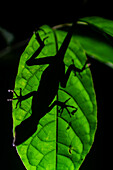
xmin=7 ymin=89 xmax=14 ymax=101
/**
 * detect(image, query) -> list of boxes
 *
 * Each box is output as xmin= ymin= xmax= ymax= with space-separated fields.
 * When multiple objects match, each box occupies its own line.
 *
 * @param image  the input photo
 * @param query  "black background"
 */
xmin=0 ymin=0 xmax=113 ymax=169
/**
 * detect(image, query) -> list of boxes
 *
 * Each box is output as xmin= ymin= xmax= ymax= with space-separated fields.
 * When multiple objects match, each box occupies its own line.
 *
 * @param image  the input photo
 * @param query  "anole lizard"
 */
xmin=9 ymin=22 xmax=88 ymax=146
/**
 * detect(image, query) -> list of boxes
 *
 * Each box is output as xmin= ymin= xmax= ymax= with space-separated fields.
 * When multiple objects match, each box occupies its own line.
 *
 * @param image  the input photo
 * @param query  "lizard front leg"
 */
xmin=60 ymin=59 xmax=89 ymax=88
xmin=26 ymin=30 xmax=48 ymax=66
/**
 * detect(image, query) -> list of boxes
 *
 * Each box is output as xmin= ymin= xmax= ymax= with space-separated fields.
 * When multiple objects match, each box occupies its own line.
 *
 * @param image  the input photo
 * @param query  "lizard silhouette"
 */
xmin=12 ymin=22 xmax=88 ymax=146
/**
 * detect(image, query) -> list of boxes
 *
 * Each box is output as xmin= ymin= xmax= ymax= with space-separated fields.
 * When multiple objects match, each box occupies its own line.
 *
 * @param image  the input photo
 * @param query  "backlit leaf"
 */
xmin=12 ymin=25 xmax=97 ymax=170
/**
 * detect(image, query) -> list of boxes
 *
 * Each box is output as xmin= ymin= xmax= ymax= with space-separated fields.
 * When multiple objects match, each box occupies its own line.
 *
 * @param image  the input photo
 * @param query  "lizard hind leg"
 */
xmin=47 ymin=98 xmax=77 ymax=117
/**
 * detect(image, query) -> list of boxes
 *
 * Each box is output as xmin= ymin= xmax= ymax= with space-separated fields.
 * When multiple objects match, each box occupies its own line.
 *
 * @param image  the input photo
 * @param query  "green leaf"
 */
xmin=12 ymin=25 xmax=97 ymax=170
xmin=80 ymin=16 xmax=113 ymax=37
xmin=76 ymin=17 xmax=113 ymax=66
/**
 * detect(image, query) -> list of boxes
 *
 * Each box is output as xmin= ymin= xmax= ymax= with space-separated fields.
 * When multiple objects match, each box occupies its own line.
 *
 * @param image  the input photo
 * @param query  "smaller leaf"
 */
xmin=80 ymin=16 xmax=113 ymax=37
xmin=74 ymin=27 xmax=113 ymax=64
xmin=71 ymin=18 xmax=113 ymax=66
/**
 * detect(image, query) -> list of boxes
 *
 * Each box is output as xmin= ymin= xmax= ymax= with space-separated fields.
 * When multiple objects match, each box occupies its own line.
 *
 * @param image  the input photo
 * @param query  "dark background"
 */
xmin=0 ymin=0 xmax=113 ymax=169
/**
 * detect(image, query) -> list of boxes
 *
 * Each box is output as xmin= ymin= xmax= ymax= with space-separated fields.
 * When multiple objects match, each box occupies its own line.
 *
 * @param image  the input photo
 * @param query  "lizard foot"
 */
xmin=58 ymin=98 xmax=78 ymax=117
